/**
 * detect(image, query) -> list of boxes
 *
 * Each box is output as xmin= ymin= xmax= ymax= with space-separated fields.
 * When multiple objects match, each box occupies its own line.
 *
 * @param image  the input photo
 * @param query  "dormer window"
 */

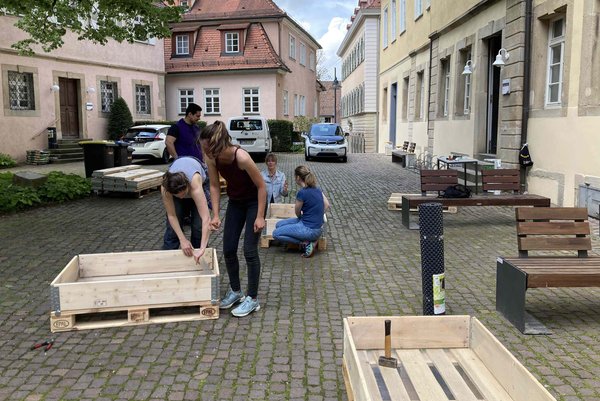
xmin=225 ymin=32 xmax=240 ymax=53
xmin=175 ymin=34 xmax=189 ymax=55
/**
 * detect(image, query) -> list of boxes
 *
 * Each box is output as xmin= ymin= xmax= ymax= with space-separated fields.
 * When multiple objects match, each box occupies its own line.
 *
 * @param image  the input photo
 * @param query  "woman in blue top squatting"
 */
xmin=273 ymin=165 xmax=330 ymax=258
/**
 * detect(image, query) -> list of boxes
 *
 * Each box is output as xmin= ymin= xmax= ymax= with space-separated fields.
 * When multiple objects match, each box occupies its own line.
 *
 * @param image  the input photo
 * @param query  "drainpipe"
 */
xmin=520 ymin=0 xmax=533 ymax=190
xmin=427 ymin=32 xmax=438 ymax=154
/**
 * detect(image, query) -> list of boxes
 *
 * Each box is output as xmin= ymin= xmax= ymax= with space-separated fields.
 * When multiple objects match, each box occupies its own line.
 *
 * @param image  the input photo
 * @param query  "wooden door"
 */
xmin=59 ymin=78 xmax=80 ymax=138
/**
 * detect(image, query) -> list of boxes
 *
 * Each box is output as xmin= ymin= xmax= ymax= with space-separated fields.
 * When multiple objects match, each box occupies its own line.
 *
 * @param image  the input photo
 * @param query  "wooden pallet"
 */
xmin=343 ymin=316 xmax=556 ymax=401
xmin=260 ymin=203 xmax=327 ymax=250
xmin=91 ymin=165 xmax=163 ymax=197
xmin=51 ymin=301 xmax=218 ymax=332
xmin=96 ymin=185 xmax=161 ymax=198
xmin=388 ymin=193 xmax=458 ymax=213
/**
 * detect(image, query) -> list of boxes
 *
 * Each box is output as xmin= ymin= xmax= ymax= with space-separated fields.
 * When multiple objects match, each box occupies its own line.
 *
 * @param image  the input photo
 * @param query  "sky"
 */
xmin=274 ymin=0 xmax=358 ymax=81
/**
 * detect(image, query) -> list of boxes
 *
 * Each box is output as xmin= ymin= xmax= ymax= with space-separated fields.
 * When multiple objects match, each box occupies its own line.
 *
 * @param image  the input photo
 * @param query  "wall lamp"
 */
xmin=462 ymin=60 xmax=474 ymax=75
xmin=493 ymin=48 xmax=510 ymax=67
xmin=86 ymin=87 xmax=96 ymax=94
xmin=50 ymin=83 xmax=60 ymax=92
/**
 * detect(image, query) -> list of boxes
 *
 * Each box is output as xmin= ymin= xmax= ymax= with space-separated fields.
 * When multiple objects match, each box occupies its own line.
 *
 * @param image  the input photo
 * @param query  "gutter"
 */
xmin=521 ymin=0 xmax=533 ymax=146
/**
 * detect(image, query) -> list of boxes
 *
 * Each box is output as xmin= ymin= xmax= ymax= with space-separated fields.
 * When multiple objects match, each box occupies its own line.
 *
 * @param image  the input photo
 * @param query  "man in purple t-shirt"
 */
xmin=165 ymin=103 xmax=203 ymax=161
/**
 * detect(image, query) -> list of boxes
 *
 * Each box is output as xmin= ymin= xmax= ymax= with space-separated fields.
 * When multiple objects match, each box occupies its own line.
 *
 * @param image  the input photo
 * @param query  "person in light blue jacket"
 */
xmin=260 ymin=153 xmax=288 ymax=211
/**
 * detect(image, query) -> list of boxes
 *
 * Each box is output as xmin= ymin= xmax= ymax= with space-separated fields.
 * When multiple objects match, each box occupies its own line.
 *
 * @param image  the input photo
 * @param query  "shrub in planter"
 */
xmin=107 ymin=97 xmax=134 ymax=140
xmin=0 ymin=172 xmax=41 ymax=213
xmin=0 ymin=153 xmax=16 ymax=168
xmin=268 ymin=119 xmax=293 ymax=152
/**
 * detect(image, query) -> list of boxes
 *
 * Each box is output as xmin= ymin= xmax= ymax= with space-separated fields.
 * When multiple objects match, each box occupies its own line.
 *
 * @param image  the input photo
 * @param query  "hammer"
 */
xmin=378 ymin=320 xmax=398 ymax=368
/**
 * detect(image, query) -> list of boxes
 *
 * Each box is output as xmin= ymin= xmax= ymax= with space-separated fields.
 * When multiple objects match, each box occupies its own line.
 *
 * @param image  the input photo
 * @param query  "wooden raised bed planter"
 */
xmin=343 ymin=316 xmax=555 ymax=401
xmin=50 ymin=249 xmax=219 ymax=332
xmin=260 ymin=203 xmax=327 ymax=250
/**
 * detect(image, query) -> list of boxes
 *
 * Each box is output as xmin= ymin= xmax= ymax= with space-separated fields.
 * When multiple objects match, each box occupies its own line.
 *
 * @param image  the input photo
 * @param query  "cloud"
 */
xmin=317 ymin=17 xmax=349 ymax=76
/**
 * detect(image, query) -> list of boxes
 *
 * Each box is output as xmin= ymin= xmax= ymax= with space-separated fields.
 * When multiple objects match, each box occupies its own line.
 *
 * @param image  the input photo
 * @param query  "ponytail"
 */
xmin=294 ymin=165 xmax=317 ymax=188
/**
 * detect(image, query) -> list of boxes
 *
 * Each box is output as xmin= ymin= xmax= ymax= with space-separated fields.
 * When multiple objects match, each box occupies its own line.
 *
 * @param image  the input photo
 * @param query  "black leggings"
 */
xmin=223 ymin=199 xmax=261 ymax=298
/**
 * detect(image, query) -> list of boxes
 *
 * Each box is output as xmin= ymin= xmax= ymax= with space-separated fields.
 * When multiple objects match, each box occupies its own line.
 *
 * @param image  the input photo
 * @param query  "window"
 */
xmin=391 ymin=0 xmax=397 ymax=38
xmin=416 ymin=71 xmax=424 ymax=119
xmin=299 ymin=95 xmax=306 ymax=116
xmin=178 ymin=89 xmax=194 ymax=114
xmin=382 ymin=87 xmax=388 ymax=121
xmin=294 ymin=94 xmax=299 ymax=116
xmin=383 ymin=7 xmax=389 ymax=47
xmin=175 ymin=35 xmax=189 ymax=55
xmin=289 ymin=34 xmax=296 ymax=59
xmin=546 ymin=17 xmax=565 ymax=106
xmin=456 ymin=49 xmax=471 ymax=116
xmin=225 ymin=32 xmax=239 ymax=53
xmin=309 ymin=51 xmax=315 ymax=71
xmin=299 ymin=42 xmax=306 ymax=66
xmin=464 ymin=70 xmax=472 ymax=114
xmin=439 ymin=58 xmax=450 ymax=117
xmin=135 ymin=84 xmax=151 ymax=114
xmin=401 ymin=76 xmax=409 ymax=120
xmin=100 ymin=81 xmax=118 ymax=113
xmin=8 ymin=71 xmax=34 ymax=110
xmin=243 ymin=88 xmax=259 ymax=113
xmin=283 ymin=90 xmax=289 ymax=115
xmin=399 ymin=0 xmax=406 ymax=33
xmin=204 ymin=88 xmax=220 ymax=114
xmin=180 ymin=0 xmax=188 ymax=7
xmin=414 ymin=0 xmax=423 ymax=19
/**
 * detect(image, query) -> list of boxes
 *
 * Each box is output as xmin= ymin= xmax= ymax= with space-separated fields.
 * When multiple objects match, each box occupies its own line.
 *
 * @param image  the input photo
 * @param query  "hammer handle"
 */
xmin=384 ymin=320 xmax=391 ymax=358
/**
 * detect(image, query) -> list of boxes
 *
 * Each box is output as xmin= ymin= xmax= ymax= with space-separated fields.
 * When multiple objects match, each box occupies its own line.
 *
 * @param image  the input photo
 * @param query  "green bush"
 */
xmin=0 ymin=171 xmax=91 ymax=214
xmin=38 ymin=172 xmax=91 ymax=203
xmin=107 ymin=97 xmax=134 ymax=140
xmin=268 ymin=119 xmax=294 ymax=152
xmin=289 ymin=143 xmax=305 ymax=153
xmin=0 ymin=153 xmax=16 ymax=168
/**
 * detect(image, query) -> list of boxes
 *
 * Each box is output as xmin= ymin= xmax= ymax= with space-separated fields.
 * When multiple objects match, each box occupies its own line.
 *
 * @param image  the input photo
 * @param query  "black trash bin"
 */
xmin=47 ymin=127 xmax=57 ymax=149
xmin=113 ymin=142 xmax=133 ymax=167
xmin=79 ymin=141 xmax=116 ymax=177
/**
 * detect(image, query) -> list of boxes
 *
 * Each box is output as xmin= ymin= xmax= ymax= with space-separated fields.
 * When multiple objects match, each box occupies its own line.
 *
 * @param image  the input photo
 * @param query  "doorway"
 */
xmin=389 ymin=82 xmax=398 ymax=147
xmin=59 ymin=77 xmax=80 ymax=139
xmin=486 ymin=36 xmax=501 ymax=154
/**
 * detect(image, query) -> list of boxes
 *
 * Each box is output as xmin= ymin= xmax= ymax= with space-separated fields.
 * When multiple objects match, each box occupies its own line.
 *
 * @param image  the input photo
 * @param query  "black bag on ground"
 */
xmin=440 ymin=184 xmax=471 ymax=198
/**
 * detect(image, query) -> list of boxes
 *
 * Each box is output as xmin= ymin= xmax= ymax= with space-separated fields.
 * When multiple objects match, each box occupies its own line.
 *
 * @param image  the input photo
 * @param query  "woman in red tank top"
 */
xmin=198 ymin=121 xmax=266 ymax=318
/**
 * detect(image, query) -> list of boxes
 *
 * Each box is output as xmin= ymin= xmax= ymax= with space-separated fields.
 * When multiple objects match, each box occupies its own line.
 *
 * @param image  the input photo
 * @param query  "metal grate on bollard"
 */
xmin=419 ymin=202 xmax=445 ymax=315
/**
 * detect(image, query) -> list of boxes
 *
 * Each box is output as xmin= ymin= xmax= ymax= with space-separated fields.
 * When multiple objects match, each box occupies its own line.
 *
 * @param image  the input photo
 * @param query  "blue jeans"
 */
xmin=223 ymin=199 xmax=261 ymax=298
xmin=162 ymin=197 xmax=201 ymax=249
xmin=273 ymin=217 xmax=321 ymax=244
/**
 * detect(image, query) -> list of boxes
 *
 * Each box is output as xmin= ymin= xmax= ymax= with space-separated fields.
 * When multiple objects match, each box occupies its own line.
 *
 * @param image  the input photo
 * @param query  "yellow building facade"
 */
xmin=379 ymin=0 xmax=600 ymax=208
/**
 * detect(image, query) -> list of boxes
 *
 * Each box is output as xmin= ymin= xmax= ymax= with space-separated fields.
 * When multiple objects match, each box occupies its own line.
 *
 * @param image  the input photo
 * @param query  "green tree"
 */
xmin=107 ymin=97 xmax=133 ymax=140
xmin=293 ymin=116 xmax=319 ymax=133
xmin=2 ymin=0 xmax=182 ymax=55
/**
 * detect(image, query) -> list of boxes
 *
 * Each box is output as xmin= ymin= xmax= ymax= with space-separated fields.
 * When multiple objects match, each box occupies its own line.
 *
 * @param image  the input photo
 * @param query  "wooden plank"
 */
xmin=344 ymin=319 xmax=378 ymax=401
xmin=367 ymin=351 xmax=411 ymax=401
xmin=92 ymin=165 xmax=140 ymax=177
xmin=104 ymin=169 xmax=161 ymax=181
xmin=527 ymin=271 xmax=600 ymax=287
xmin=518 ymin=237 xmax=592 ymax=251
xmin=470 ymin=318 xmax=556 ymax=401
xmin=395 ymin=349 xmax=449 ymax=401
xmin=517 ymin=221 xmax=590 ymax=235
xmin=77 ymin=249 xmax=216 ymax=278
xmin=420 ymin=169 xmax=458 ymax=177
xmin=449 ymin=348 xmax=513 ymax=401
xmin=345 ymin=316 xmax=470 ymax=350
xmin=516 ymin=207 xmax=588 ymax=221
xmin=481 ymin=168 xmax=520 ymax=177
xmin=342 ymin=360 xmax=356 ymax=401
xmin=267 ymin=203 xmax=296 ymax=219
xmin=425 ymin=349 xmax=479 ymax=401
xmin=50 ymin=256 xmax=80 ymax=286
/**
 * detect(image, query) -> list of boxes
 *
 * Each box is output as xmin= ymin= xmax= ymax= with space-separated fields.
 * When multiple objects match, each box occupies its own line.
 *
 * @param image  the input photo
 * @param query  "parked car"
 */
xmin=124 ymin=124 xmax=171 ymax=163
xmin=303 ymin=123 xmax=348 ymax=162
xmin=227 ymin=116 xmax=271 ymax=160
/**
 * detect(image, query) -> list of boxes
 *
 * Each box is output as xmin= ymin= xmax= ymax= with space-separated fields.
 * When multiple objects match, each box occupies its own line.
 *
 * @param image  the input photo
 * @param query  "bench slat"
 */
xmin=516 ymin=207 xmax=588 ymax=221
xmin=481 ymin=169 xmax=519 ymax=177
xmin=483 ymin=183 xmax=520 ymax=191
xmin=517 ymin=221 xmax=590 ymax=235
xmin=518 ymin=237 xmax=592 ymax=251
xmin=421 ymin=169 xmax=458 ymax=177
xmin=504 ymin=258 xmax=600 ymax=267
xmin=528 ymin=273 xmax=600 ymax=288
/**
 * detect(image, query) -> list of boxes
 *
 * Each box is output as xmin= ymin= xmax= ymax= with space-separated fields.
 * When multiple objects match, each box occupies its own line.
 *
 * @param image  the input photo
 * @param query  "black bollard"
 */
xmin=419 ymin=202 xmax=445 ymax=315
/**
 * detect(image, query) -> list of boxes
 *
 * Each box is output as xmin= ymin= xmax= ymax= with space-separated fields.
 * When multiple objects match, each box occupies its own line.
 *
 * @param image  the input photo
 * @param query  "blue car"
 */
xmin=303 ymin=123 xmax=348 ymax=162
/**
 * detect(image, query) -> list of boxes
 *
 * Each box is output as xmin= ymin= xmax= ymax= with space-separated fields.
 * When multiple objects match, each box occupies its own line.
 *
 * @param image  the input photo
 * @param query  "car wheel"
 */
xmin=161 ymin=149 xmax=170 ymax=164
xmin=341 ymin=156 xmax=347 ymax=163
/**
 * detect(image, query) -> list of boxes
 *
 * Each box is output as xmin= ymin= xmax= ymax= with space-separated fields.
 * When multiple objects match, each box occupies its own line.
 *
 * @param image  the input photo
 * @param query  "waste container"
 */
xmin=113 ymin=142 xmax=134 ymax=167
xmin=47 ymin=127 xmax=57 ymax=149
xmin=79 ymin=141 xmax=116 ymax=177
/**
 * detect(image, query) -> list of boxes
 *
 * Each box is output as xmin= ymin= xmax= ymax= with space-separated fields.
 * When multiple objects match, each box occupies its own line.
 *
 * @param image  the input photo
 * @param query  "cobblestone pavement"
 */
xmin=1 ymin=153 xmax=599 ymax=401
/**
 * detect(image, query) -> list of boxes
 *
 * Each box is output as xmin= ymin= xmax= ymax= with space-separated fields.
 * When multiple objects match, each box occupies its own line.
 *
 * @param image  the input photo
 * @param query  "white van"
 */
xmin=226 ymin=116 xmax=271 ymax=160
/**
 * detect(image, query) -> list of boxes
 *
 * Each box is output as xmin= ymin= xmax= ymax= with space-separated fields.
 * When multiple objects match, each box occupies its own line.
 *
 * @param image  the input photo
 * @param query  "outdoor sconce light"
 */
xmin=86 ymin=87 xmax=96 ymax=94
xmin=50 ymin=83 xmax=60 ymax=92
xmin=493 ymin=48 xmax=510 ymax=67
xmin=462 ymin=60 xmax=474 ymax=75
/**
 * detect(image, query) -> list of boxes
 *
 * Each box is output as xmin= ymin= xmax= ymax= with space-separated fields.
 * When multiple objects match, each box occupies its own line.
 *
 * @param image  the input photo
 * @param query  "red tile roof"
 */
xmin=165 ymin=22 xmax=290 ymax=73
xmin=184 ymin=0 xmax=285 ymax=21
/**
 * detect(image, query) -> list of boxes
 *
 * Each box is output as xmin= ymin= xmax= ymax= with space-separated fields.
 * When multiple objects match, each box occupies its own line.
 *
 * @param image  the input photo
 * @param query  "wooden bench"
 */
xmin=391 ymin=142 xmax=416 ymax=167
xmin=401 ymin=169 xmax=551 ymax=229
xmin=496 ymin=207 xmax=600 ymax=334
